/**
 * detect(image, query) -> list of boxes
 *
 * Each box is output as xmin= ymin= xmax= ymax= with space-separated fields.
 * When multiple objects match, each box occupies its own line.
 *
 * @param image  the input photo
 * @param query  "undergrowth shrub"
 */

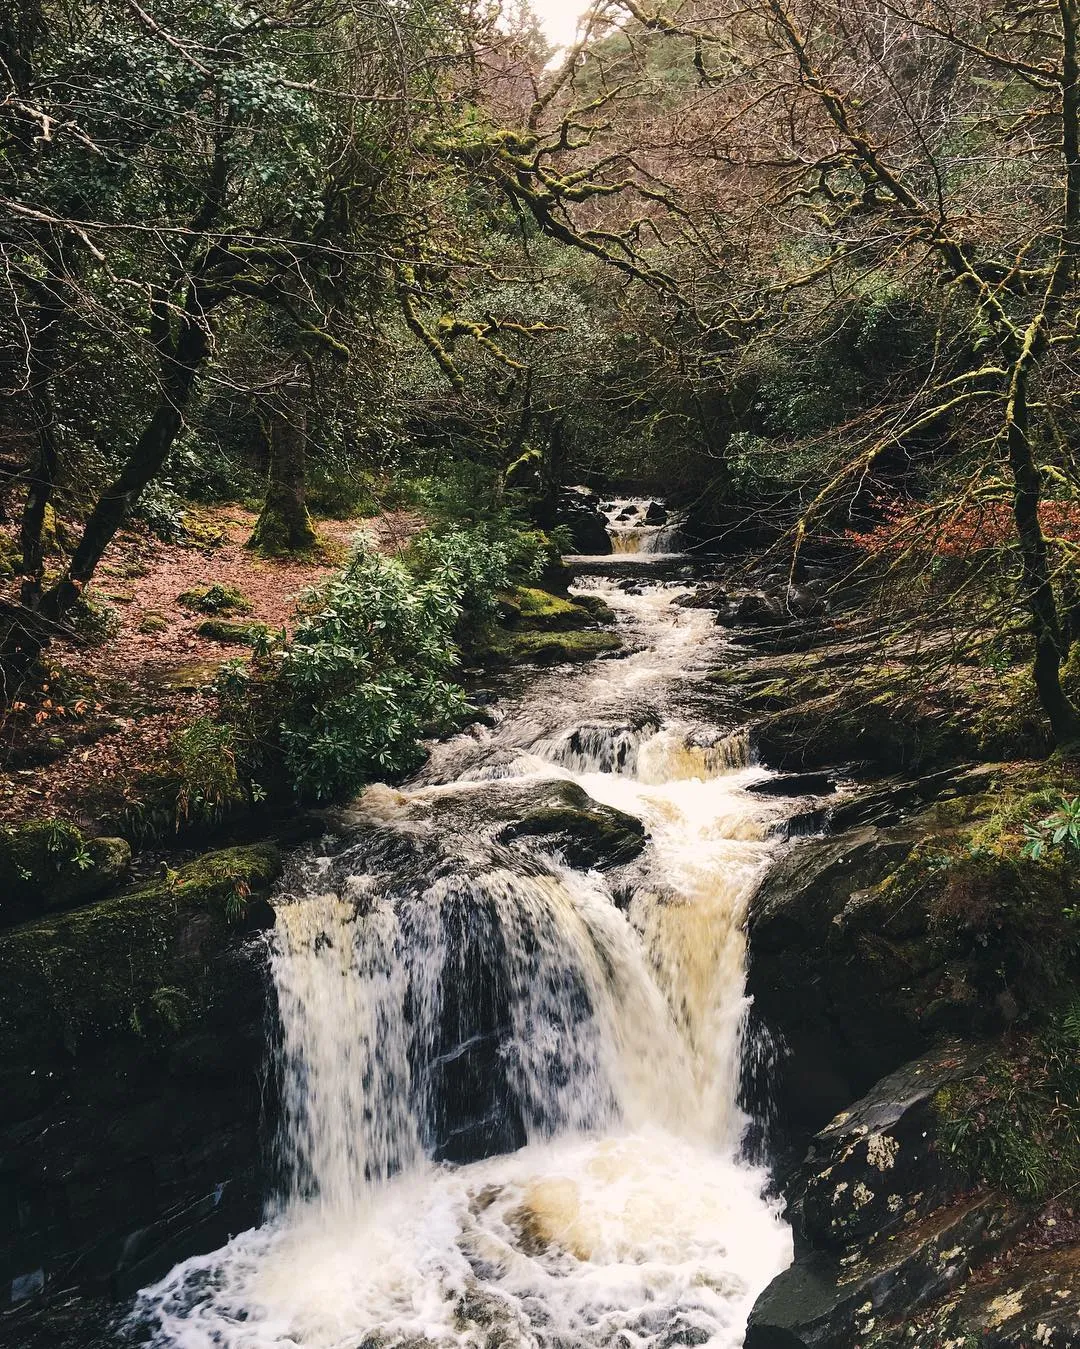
xmin=938 ymin=1004 xmax=1080 ymax=1199
xmin=172 ymin=717 xmax=247 ymax=825
xmin=244 ymin=544 xmax=470 ymax=800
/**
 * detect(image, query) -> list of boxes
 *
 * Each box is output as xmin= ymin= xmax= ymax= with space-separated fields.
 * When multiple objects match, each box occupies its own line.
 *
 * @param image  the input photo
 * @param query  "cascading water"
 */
xmin=132 ymin=506 xmax=794 ymax=1349
xmin=600 ymin=498 xmax=683 ymax=554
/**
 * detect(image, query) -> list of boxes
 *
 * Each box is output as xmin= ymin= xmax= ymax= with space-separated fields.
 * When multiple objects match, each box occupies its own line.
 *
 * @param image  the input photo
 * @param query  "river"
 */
xmin=130 ymin=509 xmax=795 ymax=1349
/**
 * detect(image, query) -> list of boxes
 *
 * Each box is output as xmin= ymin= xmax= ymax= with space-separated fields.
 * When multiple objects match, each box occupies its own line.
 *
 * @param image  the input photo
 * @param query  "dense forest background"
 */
xmin=4 ymin=0 xmax=1080 ymax=818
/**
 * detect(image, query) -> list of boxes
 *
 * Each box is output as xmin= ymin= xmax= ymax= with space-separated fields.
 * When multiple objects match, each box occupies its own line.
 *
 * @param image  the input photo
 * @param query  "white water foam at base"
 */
xmin=136 ymin=1132 xmax=789 ymax=1349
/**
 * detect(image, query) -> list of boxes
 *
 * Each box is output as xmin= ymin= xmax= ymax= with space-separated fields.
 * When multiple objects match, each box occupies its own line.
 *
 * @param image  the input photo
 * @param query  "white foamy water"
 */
xmin=132 ymin=514 xmax=793 ymax=1349
xmin=600 ymin=498 xmax=684 ymax=554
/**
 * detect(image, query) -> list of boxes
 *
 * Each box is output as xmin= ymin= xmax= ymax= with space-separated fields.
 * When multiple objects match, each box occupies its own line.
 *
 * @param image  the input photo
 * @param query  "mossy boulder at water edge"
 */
xmin=510 ymin=629 xmax=622 ymax=664
xmin=498 ymin=781 xmax=646 ymax=869
xmin=0 ymin=842 xmax=281 ymax=1075
xmin=0 ymin=843 xmax=282 ymax=1311
xmin=499 ymin=586 xmax=596 ymax=631
xmin=468 ymin=584 xmax=623 ymax=668
xmin=746 ymin=767 xmax=1080 ymax=1142
xmin=0 ymin=820 xmax=131 ymax=928
xmin=747 ymin=1035 xmax=1080 ymax=1349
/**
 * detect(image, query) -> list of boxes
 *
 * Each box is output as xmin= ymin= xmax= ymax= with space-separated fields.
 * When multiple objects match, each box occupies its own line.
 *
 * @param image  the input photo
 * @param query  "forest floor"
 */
xmin=0 ymin=504 xmax=421 ymax=827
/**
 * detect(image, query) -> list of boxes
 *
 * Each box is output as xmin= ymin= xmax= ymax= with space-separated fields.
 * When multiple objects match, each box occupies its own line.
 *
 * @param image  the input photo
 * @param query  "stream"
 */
xmin=131 ymin=508 xmax=795 ymax=1349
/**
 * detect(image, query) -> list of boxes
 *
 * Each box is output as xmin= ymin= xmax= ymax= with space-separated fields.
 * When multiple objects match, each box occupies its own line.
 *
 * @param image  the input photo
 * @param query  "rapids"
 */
xmin=131 ymin=512 xmax=794 ymax=1349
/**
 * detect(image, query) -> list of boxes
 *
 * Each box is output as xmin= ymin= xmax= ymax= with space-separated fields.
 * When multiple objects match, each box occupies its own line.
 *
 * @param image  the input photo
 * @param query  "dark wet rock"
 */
xmin=747 ymin=1192 xmax=1021 ymax=1349
xmin=795 ymin=1041 xmax=987 ymax=1250
xmin=498 ymin=792 xmax=646 ymax=870
xmin=0 ymin=844 xmax=282 ymax=1311
xmin=863 ymin=1242 xmax=1080 ymax=1347
xmin=643 ymin=501 xmax=667 ymax=525
xmin=748 ymin=773 xmax=837 ymax=798
xmin=748 ymin=825 xmax=925 ymax=1131
xmin=717 ymin=591 xmax=788 ymax=627
xmin=0 ymin=821 xmax=131 ymax=928
xmin=747 ymin=1042 xmax=1006 ymax=1349
xmin=555 ymin=487 xmax=612 ymax=555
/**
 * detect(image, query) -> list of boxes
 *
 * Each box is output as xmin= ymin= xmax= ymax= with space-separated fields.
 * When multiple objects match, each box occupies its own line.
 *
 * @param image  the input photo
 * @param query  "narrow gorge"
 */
xmin=130 ymin=514 xmax=797 ymax=1348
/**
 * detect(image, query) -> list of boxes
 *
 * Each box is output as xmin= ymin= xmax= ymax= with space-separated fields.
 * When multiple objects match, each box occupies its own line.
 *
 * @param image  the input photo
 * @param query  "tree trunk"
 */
xmin=1006 ymin=363 xmax=1080 ymax=745
xmin=248 ymin=383 xmax=317 ymax=555
xmin=19 ymin=266 xmax=66 ymax=605
xmin=0 ymin=304 xmax=212 ymax=694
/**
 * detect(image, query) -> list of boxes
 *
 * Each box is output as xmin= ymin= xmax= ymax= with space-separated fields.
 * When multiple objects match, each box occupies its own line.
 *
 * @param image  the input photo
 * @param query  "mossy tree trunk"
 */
xmin=248 ymin=382 xmax=317 ymax=556
xmin=18 ymin=254 xmax=69 ymax=605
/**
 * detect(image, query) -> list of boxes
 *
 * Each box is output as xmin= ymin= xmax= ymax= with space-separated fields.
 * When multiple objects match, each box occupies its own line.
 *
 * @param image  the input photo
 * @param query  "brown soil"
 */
xmin=0 ymin=506 xmax=421 ymax=828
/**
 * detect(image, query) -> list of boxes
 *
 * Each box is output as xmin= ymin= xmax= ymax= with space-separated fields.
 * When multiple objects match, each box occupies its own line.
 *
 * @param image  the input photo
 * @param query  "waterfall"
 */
xmin=600 ymin=498 xmax=683 ymax=554
xmin=132 ymin=571 xmax=793 ymax=1349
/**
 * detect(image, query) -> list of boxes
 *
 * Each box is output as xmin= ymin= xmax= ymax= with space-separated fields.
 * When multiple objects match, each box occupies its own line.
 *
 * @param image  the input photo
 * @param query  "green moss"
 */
xmin=177 ymin=583 xmax=252 ymax=615
xmin=500 ymin=586 xmax=596 ymax=631
xmin=139 ymin=612 xmax=169 ymax=634
xmin=510 ymin=630 xmax=622 ymax=664
xmin=0 ymin=843 xmax=281 ymax=1063
xmin=153 ymin=659 xmax=230 ymax=692
xmin=195 ymin=618 xmax=268 ymax=645
xmin=246 ymin=501 xmax=319 ymax=558
xmin=0 ymin=820 xmax=131 ymax=923
xmin=865 ymin=778 xmax=1080 ymax=1025
xmin=571 ymin=592 xmax=617 ymax=625
xmin=0 ymin=531 xmax=19 ymax=577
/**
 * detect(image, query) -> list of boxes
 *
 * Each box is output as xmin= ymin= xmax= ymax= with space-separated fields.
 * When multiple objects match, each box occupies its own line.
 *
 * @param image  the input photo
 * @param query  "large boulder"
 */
xmin=746 ymin=824 xmax=928 ymax=1135
xmin=0 ymin=820 xmax=131 ymax=928
xmin=745 ymin=771 xmax=1032 ymax=1142
xmin=747 ymin=1193 xmax=1020 ymax=1349
xmin=555 ymin=487 xmax=612 ymax=556
xmin=746 ymin=1041 xmax=1012 ymax=1349
xmin=0 ymin=844 xmax=281 ymax=1312
xmin=498 ymin=784 xmax=647 ymax=869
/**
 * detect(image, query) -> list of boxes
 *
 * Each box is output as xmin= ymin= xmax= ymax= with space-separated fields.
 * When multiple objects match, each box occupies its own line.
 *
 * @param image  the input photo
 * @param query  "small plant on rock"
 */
xmin=1022 ymin=795 xmax=1080 ymax=861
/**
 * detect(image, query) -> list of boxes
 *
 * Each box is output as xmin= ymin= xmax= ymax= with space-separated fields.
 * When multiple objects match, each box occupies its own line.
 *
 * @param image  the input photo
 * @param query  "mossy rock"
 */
xmin=139 ymin=612 xmax=169 ymax=635
xmin=177 ymin=583 xmax=252 ymax=616
xmin=153 ymin=659 xmax=230 ymax=691
xmin=499 ymin=799 xmax=646 ymax=869
xmin=572 ymin=592 xmax=617 ymax=626
xmin=246 ymin=501 xmax=320 ymax=558
xmin=0 ymin=531 xmax=20 ymax=577
xmin=0 ymin=820 xmax=131 ymax=927
xmin=510 ymin=630 xmax=622 ymax=665
xmin=0 ymin=842 xmax=282 ymax=1067
xmin=195 ymin=618 xmax=268 ymax=646
xmin=499 ymin=586 xmax=597 ymax=631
